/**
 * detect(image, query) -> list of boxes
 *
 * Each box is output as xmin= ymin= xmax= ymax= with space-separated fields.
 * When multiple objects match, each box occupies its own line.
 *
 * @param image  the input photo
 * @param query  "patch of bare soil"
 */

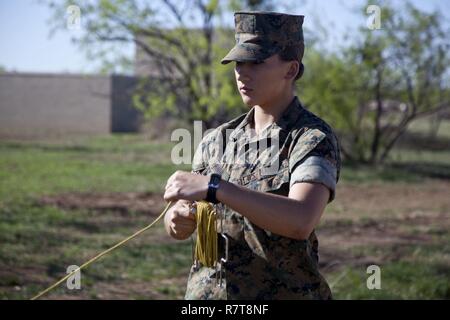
xmin=330 ymin=181 xmax=450 ymax=218
xmin=31 ymin=182 xmax=450 ymax=291
xmin=37 ymin=192 xmax=167 ymax=216
xmin=317 ymin=181 xmax=450 ymax=272
xmin=40 ymin=276 xmax=188 ymax=300
xmin=1 ymin=265 xmax=187 ymax=300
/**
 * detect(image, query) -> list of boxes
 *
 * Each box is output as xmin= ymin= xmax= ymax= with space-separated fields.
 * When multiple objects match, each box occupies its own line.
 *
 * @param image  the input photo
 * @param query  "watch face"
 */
xmin=210 ymin=174 xmax=221 ymax=187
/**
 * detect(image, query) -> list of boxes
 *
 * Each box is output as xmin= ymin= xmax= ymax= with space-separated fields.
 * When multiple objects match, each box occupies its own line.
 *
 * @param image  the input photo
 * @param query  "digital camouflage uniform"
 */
xmin=185 ymin=12 xmax=341 ymax=300
xmin=186 ymin=96 xmax=340 ymax=300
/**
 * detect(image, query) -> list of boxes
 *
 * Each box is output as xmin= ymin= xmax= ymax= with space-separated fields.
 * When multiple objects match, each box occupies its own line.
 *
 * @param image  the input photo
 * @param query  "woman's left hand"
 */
xmin=164 ymin=170 xmax=209 ymax=202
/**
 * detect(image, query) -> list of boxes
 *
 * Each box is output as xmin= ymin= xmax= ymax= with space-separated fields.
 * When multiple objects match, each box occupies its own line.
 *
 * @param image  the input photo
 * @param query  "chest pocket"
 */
xmin=237 ymin=128 xmax=327 ymax=194
xmin=238 ymin=158 xmax=290 ymax=194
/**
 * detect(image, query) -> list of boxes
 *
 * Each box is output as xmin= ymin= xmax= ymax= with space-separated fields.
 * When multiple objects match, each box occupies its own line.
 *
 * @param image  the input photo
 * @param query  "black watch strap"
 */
xmin=205 ymin=173 xmax=221 ymax=204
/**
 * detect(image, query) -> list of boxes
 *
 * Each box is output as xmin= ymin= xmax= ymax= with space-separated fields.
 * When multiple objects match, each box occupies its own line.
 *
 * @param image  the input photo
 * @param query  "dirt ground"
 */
xmin=318 ymin=181 xmax=450 ymax=272
xmin=6 ymin=180 xmax=449 ymax=299
xmin=38 ymin=181 xmax=450 ymax=265
xmin=38 ymin=192 xmax=167 ymax=217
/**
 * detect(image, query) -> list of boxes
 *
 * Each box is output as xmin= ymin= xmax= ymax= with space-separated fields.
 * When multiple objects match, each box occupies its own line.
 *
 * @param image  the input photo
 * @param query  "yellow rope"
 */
xmin=194 ymin=201 xmax=218 ymax=268
xmin=30 ymin=201 xmax=174 ymax=300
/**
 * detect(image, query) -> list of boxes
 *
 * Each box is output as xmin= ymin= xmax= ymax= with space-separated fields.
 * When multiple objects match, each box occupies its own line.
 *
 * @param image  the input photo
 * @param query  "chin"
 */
xmin=241 ymin=94 xmax=258 ymax=107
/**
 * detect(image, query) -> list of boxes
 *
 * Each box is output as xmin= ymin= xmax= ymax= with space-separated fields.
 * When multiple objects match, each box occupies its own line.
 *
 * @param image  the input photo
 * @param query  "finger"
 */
xmin=171 ymin=227 xmax=193 ymax=238
xmin=170 ymin=220 xmax=196 ymax=232
xmin=184 ymin=203 xmax=197 ymax=220
xmin=166 ymin=172 xmax=177 ymax=188
xmin=164 ymin=188 xmax=178 ymax=202
xmin=171 ymin=220 xmax=196 ymax=230
xmin=179 ymin=200 xmax=191 ymax=208
xmin=173 ymin=207 xmax=195 ymax=221
xmin=165 ymin=174 xmax=177 ymax=190
xmin=174 ymin=212 xmax=196 ymax=222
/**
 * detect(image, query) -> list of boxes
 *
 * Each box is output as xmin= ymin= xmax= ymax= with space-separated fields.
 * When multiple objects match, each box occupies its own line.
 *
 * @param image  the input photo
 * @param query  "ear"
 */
xmin=285 ymin=61 xmax=299 ymax=80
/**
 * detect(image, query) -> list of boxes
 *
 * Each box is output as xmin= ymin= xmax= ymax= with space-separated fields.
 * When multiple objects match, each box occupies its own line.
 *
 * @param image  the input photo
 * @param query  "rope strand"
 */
xmin=31 ymin=200 xmax=220 ymax=300
xmin=30 ymin=201 xmax=174 ymax=300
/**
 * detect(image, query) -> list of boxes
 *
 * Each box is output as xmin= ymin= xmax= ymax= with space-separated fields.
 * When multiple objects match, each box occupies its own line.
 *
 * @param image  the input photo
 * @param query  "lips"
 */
xmin=239 ymin=86 xmax=253 ymax=93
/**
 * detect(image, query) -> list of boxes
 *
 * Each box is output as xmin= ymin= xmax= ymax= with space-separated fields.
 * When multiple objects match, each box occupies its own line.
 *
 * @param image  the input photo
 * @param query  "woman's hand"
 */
xmin=164 ymin=170 xmax=209 ymax=202
xmin=164 ymin=200 xmax=196 ymax=240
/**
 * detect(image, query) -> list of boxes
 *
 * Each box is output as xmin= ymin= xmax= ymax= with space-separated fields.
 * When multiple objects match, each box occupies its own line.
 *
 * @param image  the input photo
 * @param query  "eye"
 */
xmin=235 ymin=60 xmax=264 ymax=67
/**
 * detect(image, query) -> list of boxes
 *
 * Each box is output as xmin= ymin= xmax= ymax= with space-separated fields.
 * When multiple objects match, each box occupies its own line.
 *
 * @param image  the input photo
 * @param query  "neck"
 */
xmin=252 ymin=91 xmax=295 ymax=134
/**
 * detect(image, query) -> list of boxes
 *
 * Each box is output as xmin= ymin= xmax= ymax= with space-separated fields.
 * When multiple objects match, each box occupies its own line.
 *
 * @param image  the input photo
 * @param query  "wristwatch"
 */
xmin=205 ymin=173 xmax=221 ymax=204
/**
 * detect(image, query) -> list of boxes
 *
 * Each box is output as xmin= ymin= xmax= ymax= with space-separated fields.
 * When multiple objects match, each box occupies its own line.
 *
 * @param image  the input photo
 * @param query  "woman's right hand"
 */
xmin=164 ymin=200 xmax=196 ymax=240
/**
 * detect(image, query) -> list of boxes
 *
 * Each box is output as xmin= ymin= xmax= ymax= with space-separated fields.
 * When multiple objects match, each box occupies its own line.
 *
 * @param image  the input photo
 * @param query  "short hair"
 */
xmin=278 ymin=44 xmax=305 ymax=81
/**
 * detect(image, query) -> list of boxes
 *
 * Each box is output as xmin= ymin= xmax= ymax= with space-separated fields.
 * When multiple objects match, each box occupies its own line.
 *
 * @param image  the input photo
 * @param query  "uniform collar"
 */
xmin=272 ymin=96 xmax=304 ymax=132
xmin=230 ymin=96 xmax=304 ymax=141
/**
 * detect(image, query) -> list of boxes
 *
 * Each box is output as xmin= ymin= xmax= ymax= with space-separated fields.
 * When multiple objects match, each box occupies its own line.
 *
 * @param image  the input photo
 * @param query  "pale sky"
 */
xmin=0 ymin=0 xmax=447 ymax=74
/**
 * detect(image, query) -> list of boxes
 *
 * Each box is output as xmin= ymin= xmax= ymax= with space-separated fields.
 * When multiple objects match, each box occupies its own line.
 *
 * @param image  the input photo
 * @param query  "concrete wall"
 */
xmin=0 ymin=73 xmax=141 ymax=139
xmin=0 ymin=73 xmax=110 ymax=138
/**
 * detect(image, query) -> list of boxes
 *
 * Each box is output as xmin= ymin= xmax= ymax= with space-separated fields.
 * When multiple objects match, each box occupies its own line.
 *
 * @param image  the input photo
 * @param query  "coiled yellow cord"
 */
xmin=194 ymin=201 xmax=218 ymax=268
xmin=31 ymin=200 xmax=221 ymax=300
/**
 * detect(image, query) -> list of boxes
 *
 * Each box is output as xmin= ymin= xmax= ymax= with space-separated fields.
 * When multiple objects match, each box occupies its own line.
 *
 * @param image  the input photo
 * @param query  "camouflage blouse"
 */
xmin=186 ymin=96 xmax=341 ymax=300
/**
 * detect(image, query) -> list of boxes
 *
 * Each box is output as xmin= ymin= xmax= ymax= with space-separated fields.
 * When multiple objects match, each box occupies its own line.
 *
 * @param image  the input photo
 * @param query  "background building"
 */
xmin=0 ymin=72 xmax=141 ymax=138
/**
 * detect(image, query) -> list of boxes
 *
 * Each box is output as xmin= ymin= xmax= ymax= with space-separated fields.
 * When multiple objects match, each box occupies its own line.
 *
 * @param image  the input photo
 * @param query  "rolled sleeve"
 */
xmin=290 ymin=156 xmax=337 ymax=203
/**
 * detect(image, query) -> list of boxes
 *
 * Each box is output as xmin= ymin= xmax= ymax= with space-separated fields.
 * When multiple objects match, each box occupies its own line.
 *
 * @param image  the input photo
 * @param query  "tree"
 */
xmin=44 ymin=0 xmax=274 ymax=128
xmin=299 ymin=1 xmax=450 ymax=164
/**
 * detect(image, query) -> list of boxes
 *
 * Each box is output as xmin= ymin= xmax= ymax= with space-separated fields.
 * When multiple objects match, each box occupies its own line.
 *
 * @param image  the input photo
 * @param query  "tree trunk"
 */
xmin=370 ymin=68 xmax=383 ymax=165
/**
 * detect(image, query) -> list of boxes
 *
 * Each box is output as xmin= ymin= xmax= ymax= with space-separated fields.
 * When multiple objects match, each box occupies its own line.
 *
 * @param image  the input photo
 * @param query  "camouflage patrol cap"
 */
xmin=221 ymin=11 xmax=304 ymax=65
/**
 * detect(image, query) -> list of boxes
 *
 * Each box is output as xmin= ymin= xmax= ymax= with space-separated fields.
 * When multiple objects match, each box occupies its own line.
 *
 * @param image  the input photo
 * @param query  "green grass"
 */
xmin=324 ymin=224 xmax=450 ymax=299
xmin=328 ymin=246 xmax=450 ymax=300
xmin=328 ymin=261 xmax=450 ymax=299
xmin=1 ymin=132 xmax=449 ymax=299
xmin=0 ymin=135 xmax=190 ymax=203
xmin=407 ymin=117 xmax=450 ymax=140
xmin=0 ymin=134 xmax=192 ymax=299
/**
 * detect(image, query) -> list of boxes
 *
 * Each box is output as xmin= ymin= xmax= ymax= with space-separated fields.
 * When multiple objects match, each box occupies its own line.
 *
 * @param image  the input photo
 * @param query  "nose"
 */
xmin=235 ymin=62 xmax=251 ymax=82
